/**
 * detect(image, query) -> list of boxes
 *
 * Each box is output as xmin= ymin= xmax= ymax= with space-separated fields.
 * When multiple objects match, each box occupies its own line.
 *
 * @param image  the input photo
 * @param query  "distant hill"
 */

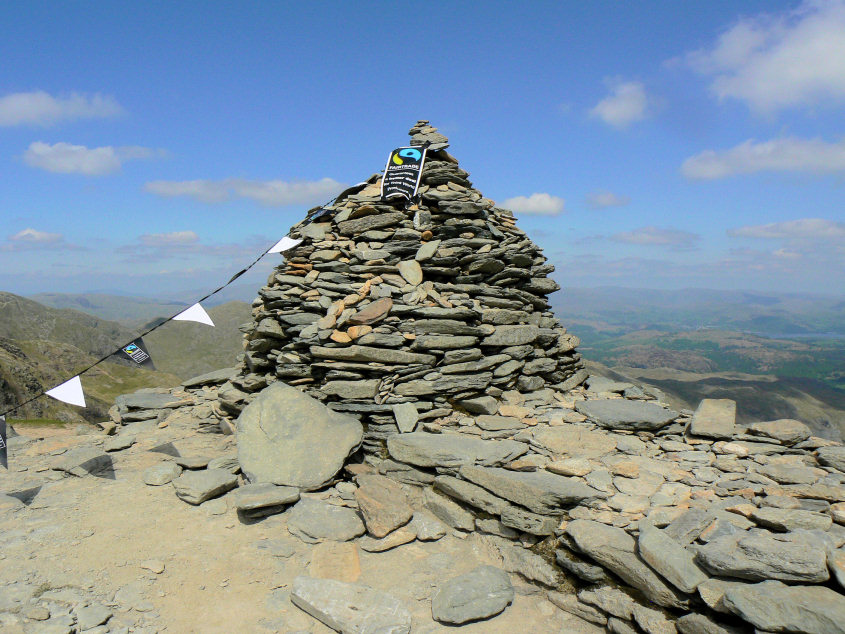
xmin=143 ymin=301 xmax=251 ymax=378
xmin=588 ymin=361 xmax=845 ymax=442
xmin=30 ymin=292 xmax=190 ymax=325
xmin=0 ymin=292 xmax=137 ymax=358
xmin=554 ymin=287 xmax=845 ymax=336
xmin=0 ymin=292 xmax=182 ymax=422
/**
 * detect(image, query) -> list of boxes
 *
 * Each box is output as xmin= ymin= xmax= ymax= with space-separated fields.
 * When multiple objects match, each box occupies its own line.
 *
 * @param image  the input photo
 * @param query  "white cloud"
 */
xmin=501 ymin=193 xmax=565 ymax=215
xmin=611 ymin=226 xmax=700 ymax=248
xmin=0 ymin=91 xmax=123 ymax=127
xmin=681 ymin=136 xmax=845 ymax=179
xmin=144 ymin=177 xmax=346 ymax=207
xmin=9 ymin=228 xmax=63 ymax=244
xmin=685 ymin=0 xmax=845 ymax=113
xmin=586 ymin=190 xmax=630 ymax=209
xmin=728 ymin=218 xmax=845 ymax=240
xmin=139 ymin=231 xmax=200 ymax=247
xmin=23 ymin=141 xmax=166 ymax=175
xmin=589 ymin=80 xmax=649 ymax=128
xmin=1 ymin=227 xmax=84 ymax=252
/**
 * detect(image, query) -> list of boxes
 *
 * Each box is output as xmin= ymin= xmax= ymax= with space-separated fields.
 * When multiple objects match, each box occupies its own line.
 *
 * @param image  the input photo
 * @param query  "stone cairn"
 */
xmin=95 ymin=122 xmax=845 ymax=633
xmin=219 ymin=120 xmax=585 ymax=455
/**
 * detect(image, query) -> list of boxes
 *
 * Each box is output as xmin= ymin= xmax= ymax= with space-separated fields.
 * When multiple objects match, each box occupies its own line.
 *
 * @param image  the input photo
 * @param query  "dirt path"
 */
xmin=0 ymin=423 xmax=599 ymax=633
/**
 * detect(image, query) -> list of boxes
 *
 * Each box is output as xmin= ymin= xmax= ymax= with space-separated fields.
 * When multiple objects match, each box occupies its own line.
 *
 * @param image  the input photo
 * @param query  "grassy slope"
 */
xmin=1 ymin=338 xmax=180 ymax=423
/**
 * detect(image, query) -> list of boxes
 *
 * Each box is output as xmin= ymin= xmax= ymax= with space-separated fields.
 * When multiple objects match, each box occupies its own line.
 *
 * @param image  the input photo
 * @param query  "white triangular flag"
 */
xmin=268 ymin=236 xmax=302 ymax=254
xmin=173 ymin=303 xmax=214 ymax=327
xmin=45 ymin=376 xmax=86 ymax=408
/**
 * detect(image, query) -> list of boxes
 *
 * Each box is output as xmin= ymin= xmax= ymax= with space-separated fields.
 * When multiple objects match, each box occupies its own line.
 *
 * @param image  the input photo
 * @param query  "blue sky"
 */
xmin=1 ymin=0 xmax=844 ymax=298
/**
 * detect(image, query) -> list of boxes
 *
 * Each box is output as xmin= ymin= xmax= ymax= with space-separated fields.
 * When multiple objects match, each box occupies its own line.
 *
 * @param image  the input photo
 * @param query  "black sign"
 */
xmin=121 ymin=337 xmax=155 ymax=370
xmin=381 ymin=146 xmax=427 ymax=201
xmin=0 ymin=415 xmax=7 ymax=469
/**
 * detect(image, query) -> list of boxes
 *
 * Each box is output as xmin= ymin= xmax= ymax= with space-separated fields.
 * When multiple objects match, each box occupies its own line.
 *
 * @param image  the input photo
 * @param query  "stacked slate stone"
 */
xmin=223 ymin=121 xmax=584 ymax=454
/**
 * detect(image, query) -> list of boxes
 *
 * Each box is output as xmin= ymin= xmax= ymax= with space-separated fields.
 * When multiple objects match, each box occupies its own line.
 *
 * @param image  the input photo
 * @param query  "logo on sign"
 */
xmin=123 ymin=343 xmax=150 ymax=364
xmin=391 ymin=148 xmax=422 ymax=165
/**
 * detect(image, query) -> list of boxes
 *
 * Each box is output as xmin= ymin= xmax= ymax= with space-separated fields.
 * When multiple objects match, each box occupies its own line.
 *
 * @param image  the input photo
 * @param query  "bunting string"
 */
xmin=0 ymin=206 xmax=342 ymax=420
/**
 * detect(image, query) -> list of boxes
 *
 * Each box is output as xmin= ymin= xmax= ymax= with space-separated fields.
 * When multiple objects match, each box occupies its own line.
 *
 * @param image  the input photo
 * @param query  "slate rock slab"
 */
xmin=291 ymin=576 xmax=411 ymax=634
xmin=638 ymin=524 xmax=708 ymax=593
xmin=53 ymin=446 xmax=113 ymax=477
xmin=143 ymin=462 xmax=182 ymax=486
xmin=103 ymin=433 xmax=136 ymax=452
xmin=747 ymin=419 xmax=812 ymax=445
xmin=722 ymin=579 xmax=845 ymax=634
xmin=115 ymin=392 xmax=183 ymax=410
xmin=173 ymin=468 xmax=238 ymax=505
xmin=431 ymin=565 xmax=514 ymax=624
xmin=387 ymin=432 xmax=527 ymax=469
xmin=750 ymin=507 xmax=832 ymax=532
xmin=818 ymin=446 xmax=845 ymax=473
xmin=354 ymin=474 xmax=413 ymax=538
xmin=231 ymin=483 xmax=300 ymax=515
xmin=689 ymin=399 xmax=736 ymax=440
xmin=459 ymin=465 xmax=602 ymax=515
xmin=575 ymin=399 xmax=678 ymax=431
xmin=695 ymin=532 xmax=829 ymax=582
xmin=566 ymin=520 xmax=689 ymax=609
xmin=287 ymin=497 xmax=365 ymax=543
xmin=181 ymin=367 xmax=236 ymax=388
xmin=519 ymin=424 xmax=617 ymax=458
xmin=237 ymin=382 xmax=363 ymax=490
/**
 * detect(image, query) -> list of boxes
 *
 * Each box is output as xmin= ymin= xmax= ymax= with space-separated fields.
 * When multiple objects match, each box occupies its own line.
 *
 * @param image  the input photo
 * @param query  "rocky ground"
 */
xmin=3 ymin=369 xmax=845 ymax=633
xmin=0 ymin=405 xmax=599 ymax=633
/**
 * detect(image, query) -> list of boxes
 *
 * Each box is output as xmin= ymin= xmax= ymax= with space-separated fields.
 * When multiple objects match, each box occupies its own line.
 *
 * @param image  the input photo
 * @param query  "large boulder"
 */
xmin=236 ymin=382 xmax=363 ymax=490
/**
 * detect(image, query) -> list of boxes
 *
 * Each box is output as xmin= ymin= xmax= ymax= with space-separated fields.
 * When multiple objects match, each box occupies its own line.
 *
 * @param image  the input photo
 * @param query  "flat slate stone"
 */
xmin=387 ymin=432 xmax=527 ymax=469
xmin=53 ymin=446 xmax=112 ymax=477
xmin=291 ymin=576 xmax=411 ymax=634
xmin=575 ymin=399 xmax=678 ymax=431
xmin=690 ymin=399 xmax=736 ymax=440
xmin=457 ymin=395 xmax=498 ymax=415
xmin=103 ymin=433 xmax=136 ymax=452
xmin=287 ymin=497 xmax=365 ymax=543
xmin=434 ymin=475 xmax=509 ymax=515
xmin=519 ymin=424 xmax=617 ymax=459
xmin=236 ymin=382 xmax=362 ymax=490
xmin=230 ymin=483 xmax=300 ymax=513
xmin=459 ymin=465 xmax=602 ymax=515
xmin=431 ymin=565 xmax=514 ymax=625
xmin=311 ymin=345 xmax=436 ymax=365
xmin=566 ymin=520 xmax=689 ymax=609
xmin=423 ymin=488 xmax=475 ymax=531
xmin=750 ymin=507 xmax=832 ymax=532
xmin=173 ymin=469 xmax=238 ymax=505
xmin=481 ymin=325 xmax=540 ymax=347
xmin=115 ymin=392 xmax=183 ymax=410
xmin=354 ymin=474 xmax=413 ymax=538
xmin=475 ymin=415 xmax=524 ymax=431
xmin=143 ymin=462 xmax=182 ymax=486
xmin=818 ymin=446 xmax=845 ymax=472
xmin=746 ymin=419 xmax=811 ymax=445
xmin=348 ymin=297 xmax=393 ymax=326
xmin=638 ymin=525 xmax=709 ymax=593
xmin=398 ymin=260 xmax=423 ymax=285
xmin=722 ymin=579 xmax=845 ymax=634
xmin=695 ymin=532 xmax=829 ymax=582
xmin=392 ymin=402 xmax=419 ymax=433
xmin=182 ymin=367 xmax=236 ymax=388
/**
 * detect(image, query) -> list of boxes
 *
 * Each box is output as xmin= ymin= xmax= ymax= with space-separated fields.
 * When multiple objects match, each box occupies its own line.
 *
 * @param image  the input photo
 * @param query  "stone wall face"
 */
xmin=219 ymin=122 xmax=585 ymax=453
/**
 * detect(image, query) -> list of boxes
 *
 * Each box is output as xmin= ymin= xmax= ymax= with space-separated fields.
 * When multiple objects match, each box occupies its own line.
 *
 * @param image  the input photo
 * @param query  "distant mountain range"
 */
xmin=4 ymin=287 xmax=844 ymax=439
xmin=552 ymin=286 xmax=845 ymax=336
xmin=0 ymin=292 xmax=249 ymax=422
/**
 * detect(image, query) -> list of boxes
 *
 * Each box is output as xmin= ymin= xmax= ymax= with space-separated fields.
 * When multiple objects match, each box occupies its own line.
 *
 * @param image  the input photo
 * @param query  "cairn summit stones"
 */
xmin=223 ymin=121 xmax=584 ymax=452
